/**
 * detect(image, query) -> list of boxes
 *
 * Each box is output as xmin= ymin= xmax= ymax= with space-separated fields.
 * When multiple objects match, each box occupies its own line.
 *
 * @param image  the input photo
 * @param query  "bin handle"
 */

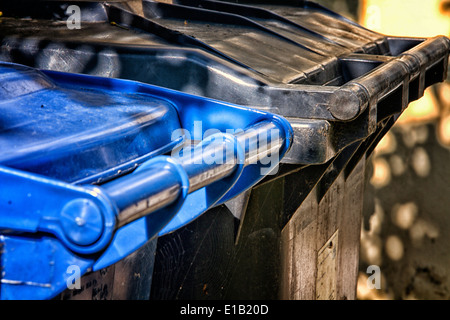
xmin=0 ymin=119 xmax=283 ymax=254
xmin=329 ymin=36 xmax=450 ymax=121
xmin=94 ymin=118 xmax=288 ymax=269
xmin=0 ymin=117 xmax=291 ymax=298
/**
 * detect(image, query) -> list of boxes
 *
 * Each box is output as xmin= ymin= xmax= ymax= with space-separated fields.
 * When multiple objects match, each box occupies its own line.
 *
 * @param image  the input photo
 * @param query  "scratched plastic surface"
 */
xmin=0 ymin=62 xmax=181 ymax=184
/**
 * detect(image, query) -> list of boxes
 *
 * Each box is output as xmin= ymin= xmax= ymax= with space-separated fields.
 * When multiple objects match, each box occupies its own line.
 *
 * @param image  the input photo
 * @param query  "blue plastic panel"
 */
xmin=0 ymin=62 xmax=182 ymax=184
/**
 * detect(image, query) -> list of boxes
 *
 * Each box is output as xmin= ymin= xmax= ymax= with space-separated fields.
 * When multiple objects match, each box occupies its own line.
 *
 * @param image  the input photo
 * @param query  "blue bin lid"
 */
xmin=0 ymin=61 xmax=293 ymax=300
xmin=0 ymin=62 xmax=181 ymax=184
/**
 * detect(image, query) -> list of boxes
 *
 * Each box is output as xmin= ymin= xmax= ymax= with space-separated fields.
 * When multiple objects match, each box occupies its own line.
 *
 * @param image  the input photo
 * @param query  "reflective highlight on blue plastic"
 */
xmin=217 ymin=114 xmax=293 ymax=204
xmin=159 ymin=131 xmax=246 ymax=235
xmin=0 ymin=165 xmax=117 ymax=255
xmin=93 ymin=156 xmax=190 ymax=270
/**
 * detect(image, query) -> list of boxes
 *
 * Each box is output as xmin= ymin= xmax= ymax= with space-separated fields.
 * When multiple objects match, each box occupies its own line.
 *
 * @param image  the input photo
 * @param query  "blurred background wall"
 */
xmin=314 ymin=0 xmax=450 ymax=299
xmin=358 ymin=0 xmax=450 ymax=300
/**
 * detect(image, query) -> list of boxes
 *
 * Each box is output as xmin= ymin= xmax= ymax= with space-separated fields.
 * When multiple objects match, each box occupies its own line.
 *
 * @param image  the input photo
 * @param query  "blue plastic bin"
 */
xmin=1 ymin=0 xmax=449 ymax=300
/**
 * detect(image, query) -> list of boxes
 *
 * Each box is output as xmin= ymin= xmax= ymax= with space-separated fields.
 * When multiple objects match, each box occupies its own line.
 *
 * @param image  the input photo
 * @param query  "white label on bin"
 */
xmin=316 ymin=230 xmax=338 ymax=300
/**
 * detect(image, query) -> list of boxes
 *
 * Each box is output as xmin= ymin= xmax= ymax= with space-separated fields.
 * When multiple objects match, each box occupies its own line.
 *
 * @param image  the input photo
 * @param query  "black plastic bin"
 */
xmin=0 ymin=0 xmax=449 ymax=300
